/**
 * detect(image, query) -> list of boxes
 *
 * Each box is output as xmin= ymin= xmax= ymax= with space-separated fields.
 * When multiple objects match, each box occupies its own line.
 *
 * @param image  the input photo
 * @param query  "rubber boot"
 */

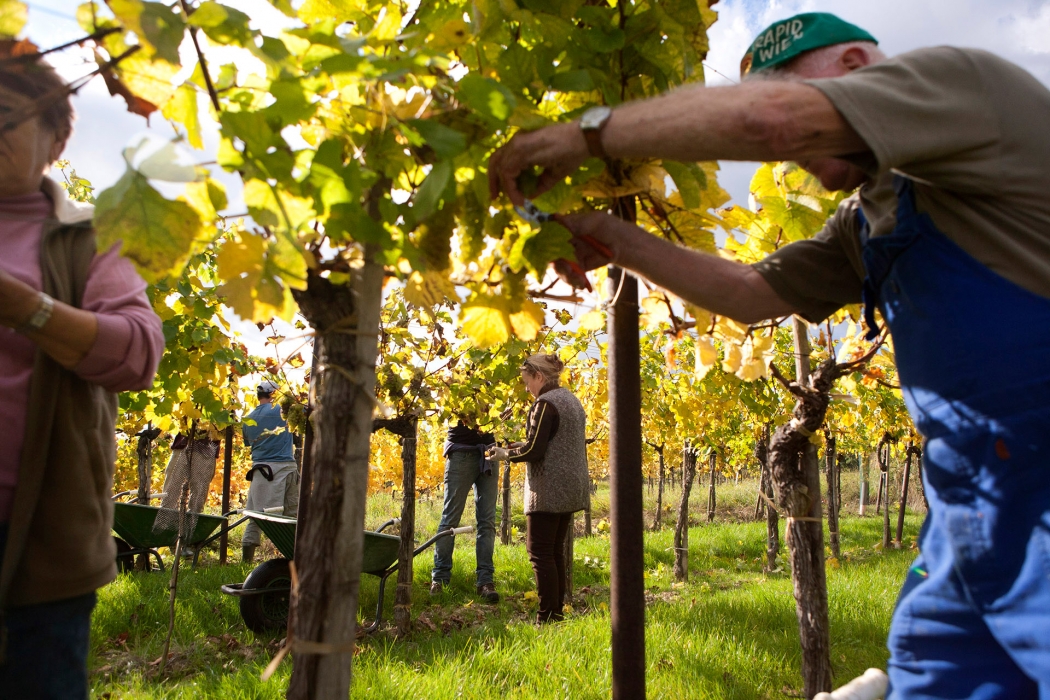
xmin=242 ymin=544 xmax=257 ymax=564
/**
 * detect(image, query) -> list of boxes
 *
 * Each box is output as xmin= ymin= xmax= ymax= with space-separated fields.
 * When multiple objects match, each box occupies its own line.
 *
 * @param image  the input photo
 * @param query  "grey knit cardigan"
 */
xmin=523 ymin=387 xmax=591 ymax=515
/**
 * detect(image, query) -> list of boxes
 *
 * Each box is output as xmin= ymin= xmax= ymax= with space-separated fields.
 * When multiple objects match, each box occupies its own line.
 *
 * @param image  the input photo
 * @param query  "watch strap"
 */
xmin=583 ymin=126 xmax=608 ymax=160
xmin=16 ymin=292 xmax=54 ymax=335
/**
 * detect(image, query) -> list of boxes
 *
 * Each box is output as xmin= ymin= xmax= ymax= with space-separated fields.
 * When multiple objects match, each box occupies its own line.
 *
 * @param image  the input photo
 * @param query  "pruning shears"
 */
xmin=513 ymin=199 xmax=615 ymax=293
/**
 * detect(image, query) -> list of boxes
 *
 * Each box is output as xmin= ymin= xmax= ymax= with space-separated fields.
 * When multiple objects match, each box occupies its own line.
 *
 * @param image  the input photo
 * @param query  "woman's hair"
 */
xmin=522 ymin=353 xmax=565 ymax=386
xmin=0 ymin=40 xmax=74 ymax=142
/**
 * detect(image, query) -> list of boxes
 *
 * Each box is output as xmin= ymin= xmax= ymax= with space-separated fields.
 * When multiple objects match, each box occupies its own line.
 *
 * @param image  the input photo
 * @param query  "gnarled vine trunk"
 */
xmin=768 ymin=320 xmax=833 ymax=698
xmin=288 ymin=255 xmax=384 ymax=700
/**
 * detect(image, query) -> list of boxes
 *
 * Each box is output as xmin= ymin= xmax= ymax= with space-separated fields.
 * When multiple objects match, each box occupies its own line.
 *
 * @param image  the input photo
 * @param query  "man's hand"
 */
xmin=488 ymin=122 xmax=590 ymax=206
xmin=555 ymin=211 xmax=646 ymax=271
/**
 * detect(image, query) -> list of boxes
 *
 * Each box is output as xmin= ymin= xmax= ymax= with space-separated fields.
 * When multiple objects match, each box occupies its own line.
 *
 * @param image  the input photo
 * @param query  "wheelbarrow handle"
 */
xmin=374 ymin=518 xmax=400 ymax=533
xmin=262 ymin=506 xmax=285 ymax=514
xmin=451 ymin=526 xmax=474 ymax=535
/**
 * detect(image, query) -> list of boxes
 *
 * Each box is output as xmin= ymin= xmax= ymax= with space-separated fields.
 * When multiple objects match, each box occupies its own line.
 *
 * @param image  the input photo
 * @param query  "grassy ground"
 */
xmin=91 ymin=477 xmax=922 ymax=698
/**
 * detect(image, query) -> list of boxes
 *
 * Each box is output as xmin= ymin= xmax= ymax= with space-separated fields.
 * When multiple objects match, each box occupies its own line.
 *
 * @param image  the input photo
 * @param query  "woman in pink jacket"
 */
xmin=0 ymin=43 xmax=164 ymax=698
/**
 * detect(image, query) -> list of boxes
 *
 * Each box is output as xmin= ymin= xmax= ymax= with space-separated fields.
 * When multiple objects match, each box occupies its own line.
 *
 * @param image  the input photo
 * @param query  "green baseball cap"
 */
xmin=741 ymin=12 xmax=877 ymax=76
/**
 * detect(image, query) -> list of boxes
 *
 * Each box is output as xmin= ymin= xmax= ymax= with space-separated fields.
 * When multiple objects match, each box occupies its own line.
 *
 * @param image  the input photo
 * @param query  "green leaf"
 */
xmin=664 ymin=160 xmax=703 ymax=210
xmin=549 ymin=69 xmax=595 ymax=93
xmin=94 ymin=169 xmax=202 ymax=282
xmin=243 ymin=179 xmax=315 ymax=230
xmin=108 ymin=0 xmax=186 ymax=64
xmin=0 ymin=0 xmax=27 ymax=37
xmin=192 ymin=2 xmax=254 ymax=46
xmin=509 ymin=220 xmax=575 ymax=278
xmin=407 ymin=119 xmax=467 ymax=160
xmin=411 ymin=161 xmax=453 ymax=223
xmin=582 ymin=25 xmax=625 ymax=53
xmin=457 ymin=75 xmax=516 ymax=124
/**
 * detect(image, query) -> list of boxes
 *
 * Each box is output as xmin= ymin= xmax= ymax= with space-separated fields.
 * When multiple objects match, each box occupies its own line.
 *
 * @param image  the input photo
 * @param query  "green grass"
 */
xmin=90 ymin=481 xmax=920 ymax=698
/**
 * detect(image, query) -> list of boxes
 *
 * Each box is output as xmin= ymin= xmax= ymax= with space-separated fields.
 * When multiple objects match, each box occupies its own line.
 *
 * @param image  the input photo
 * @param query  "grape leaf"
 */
xmin=0 ymin=0 xmax=27 ymax=37
xmin=94 ymin=168 xmax=202 ymax=282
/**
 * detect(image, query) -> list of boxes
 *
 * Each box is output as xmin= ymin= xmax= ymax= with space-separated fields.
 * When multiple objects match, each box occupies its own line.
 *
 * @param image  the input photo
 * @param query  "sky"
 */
xmin=29 ymin=0 xmax=1050 ymax=207
xmin=19 ymin=0 xmax=1050 ymax=373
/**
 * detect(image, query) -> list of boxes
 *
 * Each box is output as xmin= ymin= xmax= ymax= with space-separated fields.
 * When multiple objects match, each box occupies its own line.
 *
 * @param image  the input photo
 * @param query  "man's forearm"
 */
xmin=617 ymin=225 xmax=797 ymax=325
xmin=601 ymin=82 xmax=867 ymax=163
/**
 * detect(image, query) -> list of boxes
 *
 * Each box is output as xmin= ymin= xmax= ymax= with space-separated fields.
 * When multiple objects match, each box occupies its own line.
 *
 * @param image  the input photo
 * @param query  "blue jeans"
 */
xmin=431 ymin=451 xmax=498 ymax=586
xmin=0 ymin=523 xmax=95 ymax=699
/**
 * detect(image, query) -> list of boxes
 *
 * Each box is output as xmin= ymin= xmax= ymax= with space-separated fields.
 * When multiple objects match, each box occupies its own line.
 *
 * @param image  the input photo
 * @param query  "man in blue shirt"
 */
xmin=241 ymin=380 xmax=299 ymax=563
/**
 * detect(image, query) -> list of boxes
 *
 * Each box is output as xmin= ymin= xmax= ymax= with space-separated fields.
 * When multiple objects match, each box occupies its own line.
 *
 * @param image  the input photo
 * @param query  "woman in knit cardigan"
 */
xmin=488 ymin=353 xmax=590 ymax=623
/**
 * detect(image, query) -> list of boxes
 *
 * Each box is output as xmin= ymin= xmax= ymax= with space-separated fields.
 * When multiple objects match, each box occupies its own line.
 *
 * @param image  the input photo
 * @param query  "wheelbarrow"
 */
xmin=220 ymin=510 xmax=473 ymax=634
xmin=111 ymin=493 xmax=244 ymax=572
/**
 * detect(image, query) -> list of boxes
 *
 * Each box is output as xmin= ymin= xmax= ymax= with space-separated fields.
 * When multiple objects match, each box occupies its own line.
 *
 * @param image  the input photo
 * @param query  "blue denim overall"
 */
xmin=860 ymin=178 xmax=1050 ymax=698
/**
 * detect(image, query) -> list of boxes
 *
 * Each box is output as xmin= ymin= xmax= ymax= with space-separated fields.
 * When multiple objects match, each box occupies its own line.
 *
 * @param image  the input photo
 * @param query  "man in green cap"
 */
xmin=489 ymin=11 xmax=1050 ymax=699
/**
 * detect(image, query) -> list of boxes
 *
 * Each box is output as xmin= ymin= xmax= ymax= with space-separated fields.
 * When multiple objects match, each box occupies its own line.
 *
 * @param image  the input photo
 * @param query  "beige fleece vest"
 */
xmin=523 ymin=387 xmax=591 ymax=515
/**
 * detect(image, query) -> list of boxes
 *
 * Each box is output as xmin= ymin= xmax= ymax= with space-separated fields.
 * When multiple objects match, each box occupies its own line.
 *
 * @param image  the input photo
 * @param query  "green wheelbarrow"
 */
xmin=220 ymin=511 xmax=473 ymax=634
xmin=111 ymin=496 xmax=244 ymax=572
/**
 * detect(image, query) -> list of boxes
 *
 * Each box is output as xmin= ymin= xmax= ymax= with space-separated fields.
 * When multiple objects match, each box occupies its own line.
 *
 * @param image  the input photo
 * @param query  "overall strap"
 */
xmin=860 ymin=176 xmax=921 ymax=340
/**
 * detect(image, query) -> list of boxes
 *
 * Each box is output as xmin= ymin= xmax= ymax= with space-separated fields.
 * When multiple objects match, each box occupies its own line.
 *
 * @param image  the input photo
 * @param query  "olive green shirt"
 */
xmin=753 ymin=47 xmax=1050 ymax=322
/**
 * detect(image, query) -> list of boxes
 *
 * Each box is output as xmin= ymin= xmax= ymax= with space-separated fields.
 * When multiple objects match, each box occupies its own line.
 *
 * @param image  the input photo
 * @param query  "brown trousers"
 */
xmin=526 ymin=512 xmax=573 ymax=623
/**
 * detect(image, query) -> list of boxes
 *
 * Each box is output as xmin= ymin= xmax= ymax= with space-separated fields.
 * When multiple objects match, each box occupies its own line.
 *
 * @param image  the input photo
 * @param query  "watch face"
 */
xmin=581 ymin=105 xmax=612 ymax=130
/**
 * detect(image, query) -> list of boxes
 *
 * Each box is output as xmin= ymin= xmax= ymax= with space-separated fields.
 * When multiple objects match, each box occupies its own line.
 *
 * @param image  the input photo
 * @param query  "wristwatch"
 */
xmin=16 ymin=292 xmax=54 ymax=335
xmin=579 ymin=105 xmax=613 ymax=160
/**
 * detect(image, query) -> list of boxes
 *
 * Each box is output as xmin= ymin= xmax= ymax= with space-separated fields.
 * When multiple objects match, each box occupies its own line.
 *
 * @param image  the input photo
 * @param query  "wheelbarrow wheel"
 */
xmin=114 ymin=537 xmax=135 ymax=574
xmin=239 ymin=558 xmax=292 ymax=634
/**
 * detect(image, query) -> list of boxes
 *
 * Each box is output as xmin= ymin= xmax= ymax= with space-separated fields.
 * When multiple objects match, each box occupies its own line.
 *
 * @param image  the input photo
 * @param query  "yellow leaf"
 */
xmin=578 ymin=309 xmax=605 ymax=331
xmin=695 ymin=335 xmax=717 ymax=380
xmin=509 ymin=299 xmax=544 ymax=341
xmin=722 ymin=343 xmax=742 ymax=373
xmin=697 ymin=336 xmax=718 ymax=366
xmin=736 ymin=357 xmax=767 ymax=382
xmin=161 ymin=84 xmax=202 ymax=149
xmin=460 ymin=299 xmax=510 ymax=349
xmin=685 ymin=304 xmax=712 ymax=334
xmin=523 ymin=590 xmax=539 ymax=603
xmin=752 ymin=333 xmax=774 ymax=353
xmin=217 ymin=232 xmax=266 ymax=280
xmin=404 ymin=270 xmax=456 ymax=308
xmin=372 ymin=4 xmax=401 ymax=41
xmin=715 ymin=316 xmax=748 ymax=342
xmin=428 ymin=18 xmax=471 ymax=50
xmin=0 ymin=0 xmax=27 ymax=37
xmin=640 ymin=293 xmax=671 ymax=330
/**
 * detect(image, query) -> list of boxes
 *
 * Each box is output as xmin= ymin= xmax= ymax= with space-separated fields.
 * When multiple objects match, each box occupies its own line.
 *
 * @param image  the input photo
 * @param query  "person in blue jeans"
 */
xmin=489 ymin=11 xmax=1050 ymax=697
xmin=431 ymin=421 xmax=500 ymax=603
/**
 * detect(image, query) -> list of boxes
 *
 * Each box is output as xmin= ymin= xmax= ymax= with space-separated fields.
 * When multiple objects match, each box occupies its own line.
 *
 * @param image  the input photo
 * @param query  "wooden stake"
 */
xmin=673 ymin=442 xmax=696 ymax=582
xmin=395 ymin=418 xmax=418 ymax=636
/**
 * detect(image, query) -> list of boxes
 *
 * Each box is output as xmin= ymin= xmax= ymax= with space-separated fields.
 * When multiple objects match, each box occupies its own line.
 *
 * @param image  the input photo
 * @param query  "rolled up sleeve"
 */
xmin=751 ymin=198 xmax=865 ymax=323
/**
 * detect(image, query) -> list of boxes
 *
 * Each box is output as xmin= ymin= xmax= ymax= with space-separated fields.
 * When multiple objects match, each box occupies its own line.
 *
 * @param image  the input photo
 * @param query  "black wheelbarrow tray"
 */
xmin=220 ymin=511 xmax=473 ymax=634
xmin=111 ymin=501 xmax=236 ymax=572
